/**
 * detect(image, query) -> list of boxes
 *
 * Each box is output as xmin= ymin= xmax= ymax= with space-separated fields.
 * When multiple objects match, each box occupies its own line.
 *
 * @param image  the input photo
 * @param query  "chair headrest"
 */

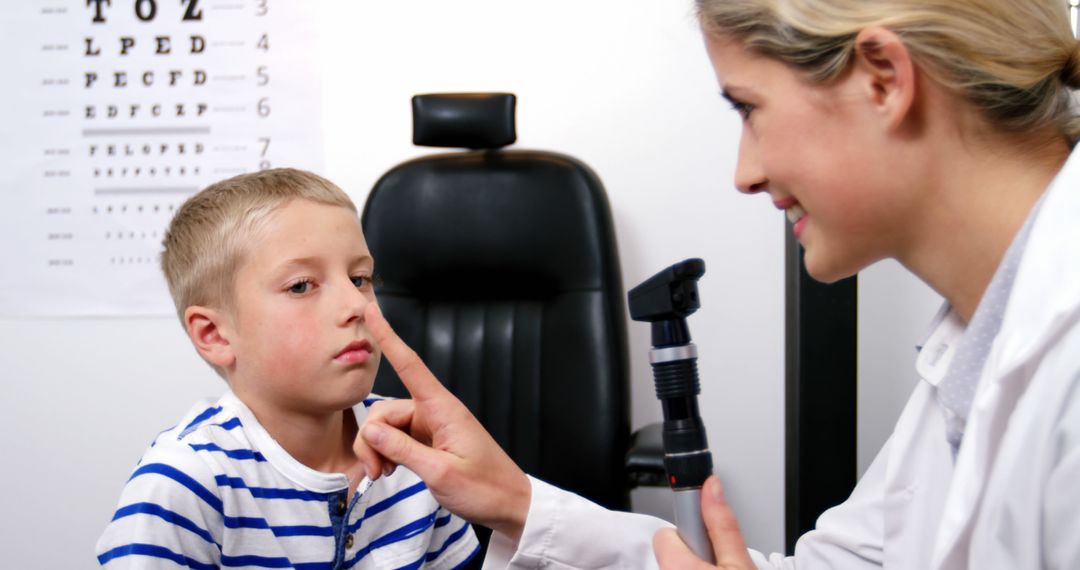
xmin=412 ymin=93 xmax=517 ymax=149
xmin=365 ymin=151 xmax=613 ymax=297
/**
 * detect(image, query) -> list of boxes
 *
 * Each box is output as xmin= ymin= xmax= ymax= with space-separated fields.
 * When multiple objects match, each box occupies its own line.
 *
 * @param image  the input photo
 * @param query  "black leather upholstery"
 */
xmin=361 ymin=94 xmax=632 ymax=512
xmin=412 ymin=93 xmax=516 ymax=149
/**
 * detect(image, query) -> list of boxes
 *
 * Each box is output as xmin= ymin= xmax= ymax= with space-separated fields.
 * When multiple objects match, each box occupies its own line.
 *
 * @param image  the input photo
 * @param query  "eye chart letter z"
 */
xmin=0 ymin=1 xmax=323 ymax=316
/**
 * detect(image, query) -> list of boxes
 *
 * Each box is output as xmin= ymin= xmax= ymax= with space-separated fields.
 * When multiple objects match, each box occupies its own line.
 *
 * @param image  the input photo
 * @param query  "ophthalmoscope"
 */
xmin=628 ymin=258 xmax=715 ymax=563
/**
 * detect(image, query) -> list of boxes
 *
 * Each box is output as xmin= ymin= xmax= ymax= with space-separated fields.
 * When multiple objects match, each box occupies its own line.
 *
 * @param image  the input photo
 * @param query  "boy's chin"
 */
xmin=339 ymin=375 xmax=378 ymax=404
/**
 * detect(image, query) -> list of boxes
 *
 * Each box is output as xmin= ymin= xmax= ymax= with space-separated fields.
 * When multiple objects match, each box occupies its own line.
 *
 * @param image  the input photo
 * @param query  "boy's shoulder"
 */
xmin=134 ymin=394 xmax=253 ymax=478
xmin=142 ymin=392 xmax=393 ymax=476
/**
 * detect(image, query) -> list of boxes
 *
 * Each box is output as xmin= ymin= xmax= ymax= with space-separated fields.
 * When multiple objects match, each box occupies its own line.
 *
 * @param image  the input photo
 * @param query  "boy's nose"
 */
xmin=339 ymin=283 xmax=372 ymax=326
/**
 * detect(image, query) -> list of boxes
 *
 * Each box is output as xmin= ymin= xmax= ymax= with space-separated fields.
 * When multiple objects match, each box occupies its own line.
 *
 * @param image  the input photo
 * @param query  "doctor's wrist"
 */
xmin=489 ymin=470 xmax=531 ymax=543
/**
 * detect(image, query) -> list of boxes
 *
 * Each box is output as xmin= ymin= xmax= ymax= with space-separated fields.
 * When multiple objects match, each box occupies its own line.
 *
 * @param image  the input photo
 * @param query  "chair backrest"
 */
xmin=361 ymin=93 xmax=632 ymax=510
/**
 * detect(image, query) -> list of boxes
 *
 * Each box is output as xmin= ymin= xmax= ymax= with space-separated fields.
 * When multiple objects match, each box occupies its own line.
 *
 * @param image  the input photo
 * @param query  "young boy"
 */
xmin=95 ymin=169 xmax=479 ymax=569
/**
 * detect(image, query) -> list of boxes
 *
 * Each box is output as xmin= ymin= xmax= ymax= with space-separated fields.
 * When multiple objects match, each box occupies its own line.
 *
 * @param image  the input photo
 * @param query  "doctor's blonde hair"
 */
xmin=161 ymin=168 xmax=356 ymax=321
xmin=696 ymin=0 xmax=1080 ymax=143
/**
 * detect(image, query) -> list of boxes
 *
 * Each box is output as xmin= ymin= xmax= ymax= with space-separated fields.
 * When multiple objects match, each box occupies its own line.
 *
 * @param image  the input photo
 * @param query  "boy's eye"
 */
xmin=350 ymin=275 xmax=369 ymax=289
xmin=287 ymin=279 xmax=313 ymax=294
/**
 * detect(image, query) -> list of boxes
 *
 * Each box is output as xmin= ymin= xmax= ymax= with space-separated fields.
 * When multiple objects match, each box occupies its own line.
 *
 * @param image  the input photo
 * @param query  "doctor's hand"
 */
xmin=354 ymin=303 xmax=532 ymax=541
xmin=653 ymin=476 xmax=756 ymax=570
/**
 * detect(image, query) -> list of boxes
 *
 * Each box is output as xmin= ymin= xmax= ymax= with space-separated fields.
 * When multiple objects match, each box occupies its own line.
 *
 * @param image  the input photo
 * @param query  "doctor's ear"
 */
xmin=852 ymin=26 xmax=917 ymax=130
xmin=184 ymin=305 xmax=236 ymax=369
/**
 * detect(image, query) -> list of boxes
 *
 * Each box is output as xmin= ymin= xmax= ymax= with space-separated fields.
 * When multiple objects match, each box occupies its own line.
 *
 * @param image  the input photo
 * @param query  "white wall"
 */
xmin=856 ymin=260 xmax=943 ymax=475
xmin=3 ymin=1 xmax=807 ymax=567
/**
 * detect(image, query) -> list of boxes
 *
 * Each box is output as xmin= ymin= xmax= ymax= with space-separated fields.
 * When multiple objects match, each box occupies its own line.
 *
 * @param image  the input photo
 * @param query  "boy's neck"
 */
xmin=271 ymin=407 xmax=358 ymax=471
xmin=237 ymin=391 xmax=366 ymax=493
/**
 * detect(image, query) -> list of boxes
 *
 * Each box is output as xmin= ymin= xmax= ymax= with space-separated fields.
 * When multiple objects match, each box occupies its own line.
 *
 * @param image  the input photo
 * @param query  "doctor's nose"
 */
xmin=734 ymin=133 xmax=767 ymax=195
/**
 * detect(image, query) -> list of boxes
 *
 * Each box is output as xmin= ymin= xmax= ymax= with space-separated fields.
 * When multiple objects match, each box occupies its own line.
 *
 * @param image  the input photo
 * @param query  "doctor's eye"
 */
xmin=729 ymin=100 xmax=755 ymax=121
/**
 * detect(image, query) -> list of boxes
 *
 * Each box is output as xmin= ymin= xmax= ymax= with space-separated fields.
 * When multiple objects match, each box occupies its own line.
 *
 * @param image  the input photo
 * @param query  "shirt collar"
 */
xmin=915 ymin=302 xmax=965 ymax=387
xmin=219 ymin=390 xmax=367 ymax=493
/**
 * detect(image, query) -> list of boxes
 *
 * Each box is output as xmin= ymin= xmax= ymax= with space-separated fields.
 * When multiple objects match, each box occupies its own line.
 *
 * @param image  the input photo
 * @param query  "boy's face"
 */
xmin=224 ymin=198 xmax=380 ymax=418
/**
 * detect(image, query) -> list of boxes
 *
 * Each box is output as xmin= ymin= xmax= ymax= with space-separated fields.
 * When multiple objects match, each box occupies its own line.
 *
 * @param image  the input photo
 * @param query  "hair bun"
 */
xmin=1062 ymin=41 xmax=1080 ymax=89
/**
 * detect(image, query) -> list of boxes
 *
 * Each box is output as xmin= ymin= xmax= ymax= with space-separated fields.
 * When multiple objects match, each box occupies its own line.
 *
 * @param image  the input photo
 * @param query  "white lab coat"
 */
xmin=483 ymin=149 xmax=1080 ymax=570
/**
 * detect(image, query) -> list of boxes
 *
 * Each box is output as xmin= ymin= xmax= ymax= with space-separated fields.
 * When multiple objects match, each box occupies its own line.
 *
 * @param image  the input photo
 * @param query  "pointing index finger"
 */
xmin=365 ymin=303 xmax=449 ymax=403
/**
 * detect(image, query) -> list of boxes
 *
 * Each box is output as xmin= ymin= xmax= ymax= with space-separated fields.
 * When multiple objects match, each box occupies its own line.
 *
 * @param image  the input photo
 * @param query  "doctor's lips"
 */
xmin=335 ymin=340 xmax=373 ymax=364
xmin=773 ymin=197 xmax=807 ymax=223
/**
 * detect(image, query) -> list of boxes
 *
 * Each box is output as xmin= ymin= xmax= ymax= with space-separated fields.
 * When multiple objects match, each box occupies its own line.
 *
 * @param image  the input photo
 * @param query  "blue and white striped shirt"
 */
xmin=95 ymin=392 xmax=478 ymax=569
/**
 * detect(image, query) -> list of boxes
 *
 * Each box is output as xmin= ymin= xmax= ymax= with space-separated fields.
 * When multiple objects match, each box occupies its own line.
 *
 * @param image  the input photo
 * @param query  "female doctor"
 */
xmin=355 ymin=0 xmax=1080 ymax=567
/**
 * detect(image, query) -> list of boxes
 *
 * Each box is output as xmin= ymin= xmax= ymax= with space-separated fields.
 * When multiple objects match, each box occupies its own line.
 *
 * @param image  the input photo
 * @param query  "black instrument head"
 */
xmin=628 ymin=258 xmax=705 ymax=348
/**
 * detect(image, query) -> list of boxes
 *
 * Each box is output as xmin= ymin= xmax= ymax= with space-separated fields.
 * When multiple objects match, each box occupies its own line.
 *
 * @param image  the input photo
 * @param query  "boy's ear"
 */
xmin=851 ymin=26 xmax=916 ymax=131
xmin=184 ymin=305 xmax=236 ymax=369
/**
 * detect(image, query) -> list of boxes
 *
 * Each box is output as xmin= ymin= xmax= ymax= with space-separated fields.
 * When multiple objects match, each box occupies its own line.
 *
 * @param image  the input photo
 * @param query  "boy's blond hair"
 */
xmin=161 ymin=168 xmax=356 ymax=321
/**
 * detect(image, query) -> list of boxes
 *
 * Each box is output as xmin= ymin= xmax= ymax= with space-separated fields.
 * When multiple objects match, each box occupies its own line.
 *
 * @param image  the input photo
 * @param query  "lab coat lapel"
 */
xmin=931 ymin=149 xmax=1080 ymax=569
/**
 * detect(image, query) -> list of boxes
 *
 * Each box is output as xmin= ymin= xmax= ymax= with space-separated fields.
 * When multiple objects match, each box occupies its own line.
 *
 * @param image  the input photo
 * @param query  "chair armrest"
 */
xmin=625 ymin=422 xmax=667 ymax=488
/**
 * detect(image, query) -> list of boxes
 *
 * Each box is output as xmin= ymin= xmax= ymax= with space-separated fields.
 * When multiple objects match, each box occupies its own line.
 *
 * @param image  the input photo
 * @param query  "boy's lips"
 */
xmin=335 ymin=340 xmax=373 ymax=364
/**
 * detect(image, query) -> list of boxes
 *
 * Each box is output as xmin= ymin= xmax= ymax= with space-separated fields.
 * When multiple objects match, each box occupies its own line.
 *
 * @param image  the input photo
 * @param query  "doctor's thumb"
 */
xmin=361 ymin=422 xmax=440 ymax=479
xmin=700 ymin=475 xmax=755 ymax=570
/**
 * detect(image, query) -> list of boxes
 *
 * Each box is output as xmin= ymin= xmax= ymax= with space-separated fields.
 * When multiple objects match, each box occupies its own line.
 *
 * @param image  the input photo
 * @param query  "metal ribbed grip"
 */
xmin=651 ymin=358 xmax=700 ymax=400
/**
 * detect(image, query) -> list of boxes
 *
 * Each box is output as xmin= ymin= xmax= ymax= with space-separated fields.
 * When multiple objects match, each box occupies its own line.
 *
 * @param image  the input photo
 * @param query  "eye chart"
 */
xmin=0 ymin=1 xmax=322 ymax=316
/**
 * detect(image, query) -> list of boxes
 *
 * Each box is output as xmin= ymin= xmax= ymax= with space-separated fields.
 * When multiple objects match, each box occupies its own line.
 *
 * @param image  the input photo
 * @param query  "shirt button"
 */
xmin=336 ymin=498 xmax=346 ymax=514
xmin=345 ymin=535 xmax=354 ymax=549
